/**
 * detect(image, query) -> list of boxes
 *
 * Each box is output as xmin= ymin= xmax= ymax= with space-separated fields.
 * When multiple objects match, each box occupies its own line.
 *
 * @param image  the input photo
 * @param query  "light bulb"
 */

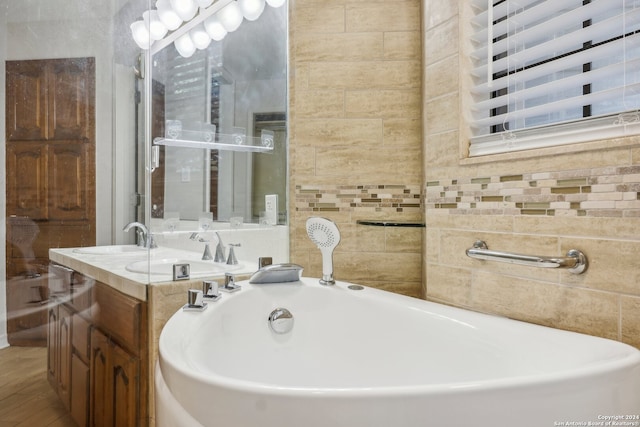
xmin=143 ymin=10 xmax=168 ymax=40
xmin=204 ymin=15 xmax=227 ymax=41
xmin=217 ymin=1 xmax=243 ymax=32
xmin=175 ymin=33 xmax=196 ymax=57
xmin=238 ymin=0 xmax=265 ymax=21
xmin=130 ymin=20 xmax=153 ymax=49
xmin=195 ymin=0 xmax=214 ymax=7
xmin=266 ymin=0 xmax=285 ymax=7
xmin=190 ymin=24 xmax=211 ymax=49
xmin=156 ymin=0 xmax=183 ymax=30
xmin=170 ymin=0 xmax=198 ymax=21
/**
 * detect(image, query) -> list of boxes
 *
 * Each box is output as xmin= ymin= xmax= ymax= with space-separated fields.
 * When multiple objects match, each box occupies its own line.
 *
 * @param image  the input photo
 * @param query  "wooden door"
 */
xmin=5 ymin=58 xmax=95 ymax=346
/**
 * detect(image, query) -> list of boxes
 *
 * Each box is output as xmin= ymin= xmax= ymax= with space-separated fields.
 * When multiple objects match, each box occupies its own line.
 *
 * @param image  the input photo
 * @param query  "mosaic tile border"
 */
xmin=425 ymin=165 xmax=640 ymax=217
xmin=295 ymin=184 xmax=422 ymax=214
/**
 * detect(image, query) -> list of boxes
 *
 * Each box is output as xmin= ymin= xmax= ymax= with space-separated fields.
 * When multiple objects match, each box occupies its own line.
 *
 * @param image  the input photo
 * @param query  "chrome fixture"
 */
xmin=268 ymin=307 xmax=294 ymax=334
xmin=220 ymin=272 xmax=241 ymax=292
xmin=306 ymin=217 xmax=341 ymax=285
xmin=183 ymin=288 xmax=207 ymax=312
xmin=190 ymin=232 xmax=213 ymax=260
xmin=465 ymin=240 xmax=588 ymax=274
xmin=226 ymin=243 xmax=240 ymax=265
xmin=249 ymin=263 xmax=304 ymax=284
xmin=202 ymin=280 xmax=221 ymax=301
xmin=214 ymin=232 xmax=226 ymax=263
xmin=123 ymin=222 xmax=157 ymax=248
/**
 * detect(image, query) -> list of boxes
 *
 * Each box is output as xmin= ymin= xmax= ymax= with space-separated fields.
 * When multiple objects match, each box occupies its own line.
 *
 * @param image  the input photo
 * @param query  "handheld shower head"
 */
xmin=306 ymin=217 xmax=341 ymax=285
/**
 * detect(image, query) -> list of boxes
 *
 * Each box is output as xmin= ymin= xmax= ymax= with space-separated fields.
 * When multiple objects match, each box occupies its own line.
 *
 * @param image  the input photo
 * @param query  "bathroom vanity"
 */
xmin=46 ymin=245 xmax=256 ymax=427
xmin=47 ymin=265 xmax=147 ymax=426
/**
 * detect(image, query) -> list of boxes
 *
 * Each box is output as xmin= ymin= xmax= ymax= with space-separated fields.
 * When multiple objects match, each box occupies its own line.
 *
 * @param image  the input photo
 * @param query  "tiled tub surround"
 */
xmin=423 ymin=1 xmax=640 ymax=349
xmin=294 ymin=184 xmax=424 ymax=298
xmin=425 ymin=166 xmax=640 ymax=217
xmin=288 ymin=0 xmax=424 ymax=298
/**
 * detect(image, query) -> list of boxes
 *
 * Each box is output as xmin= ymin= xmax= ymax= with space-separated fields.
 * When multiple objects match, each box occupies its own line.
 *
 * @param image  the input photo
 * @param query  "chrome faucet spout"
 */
xmin=123 ymin=222 xmax=157 ymax=248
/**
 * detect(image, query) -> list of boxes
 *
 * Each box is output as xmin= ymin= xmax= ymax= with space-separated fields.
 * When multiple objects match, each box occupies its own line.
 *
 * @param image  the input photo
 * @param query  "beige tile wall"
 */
xmin=289 ymin=0 xmax=424 ymax=297
xmin=423 ymin=1 xmax=640 ymax=348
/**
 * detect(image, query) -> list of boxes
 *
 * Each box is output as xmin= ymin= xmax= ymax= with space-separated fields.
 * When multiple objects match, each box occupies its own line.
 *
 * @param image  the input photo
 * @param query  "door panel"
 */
xmin=48 ymin=58 xmax=95 ymax=140
xmin=6 ymin=142 xmax=48 ymax=219
xmin=6 ymin=61 xmax=48 ymax=141
xmin=49 ymin=141 xmax=93 ymax=220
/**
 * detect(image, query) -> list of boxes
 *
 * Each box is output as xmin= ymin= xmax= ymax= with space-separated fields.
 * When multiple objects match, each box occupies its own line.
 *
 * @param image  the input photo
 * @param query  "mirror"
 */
xmin=149 ymin=4 xmax=287 ymax=225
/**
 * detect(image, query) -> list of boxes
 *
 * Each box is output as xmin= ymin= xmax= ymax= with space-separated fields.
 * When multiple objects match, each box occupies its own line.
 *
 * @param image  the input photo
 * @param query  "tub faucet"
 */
xmin=190 ymin=232 xmax=213 ymax=260
xmin=123 ymin=222 xmax=157 ymax=249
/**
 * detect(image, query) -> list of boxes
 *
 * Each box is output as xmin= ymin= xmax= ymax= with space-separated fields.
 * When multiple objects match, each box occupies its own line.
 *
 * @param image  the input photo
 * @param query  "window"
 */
xmin=469 ymin=0 xmax=640 ymax=156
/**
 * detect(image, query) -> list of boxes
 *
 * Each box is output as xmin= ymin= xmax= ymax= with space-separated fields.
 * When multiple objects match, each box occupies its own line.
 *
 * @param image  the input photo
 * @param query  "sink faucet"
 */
xmin=123 ymin=222 xmax=157 ymax=249
xmin=190 ymin=232 xmax=213 ymax=260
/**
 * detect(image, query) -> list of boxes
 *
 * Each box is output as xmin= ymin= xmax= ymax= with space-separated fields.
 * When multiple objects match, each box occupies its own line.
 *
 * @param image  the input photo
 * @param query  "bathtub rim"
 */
xmin=158 ymin=278 xmax=640 ymax=399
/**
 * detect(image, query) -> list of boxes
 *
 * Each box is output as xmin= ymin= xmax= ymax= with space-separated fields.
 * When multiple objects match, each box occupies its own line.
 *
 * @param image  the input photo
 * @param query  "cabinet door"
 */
xmin=58 ymin=304 xmax=73 ymax=411
xmin=112 ymin=344 xmax=140 ymax=427
xmin=47 ymin=304 xmax=59 ymax=389
xmin=71 ymin=353 xmax=90 ymax=427
xmin=90 ymin=328 xmax=111 ymax=427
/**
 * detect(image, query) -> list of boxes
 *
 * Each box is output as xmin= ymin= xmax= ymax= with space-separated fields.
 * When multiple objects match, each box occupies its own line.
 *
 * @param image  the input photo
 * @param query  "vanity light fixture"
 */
xmin=170 ymin=0 xmax=199 ymax=21
xmin=204 ymin=15 xmax=227 ymax=40
xmin=195 ymin=0 xmax=215 ymax=7
xmin=144 ymin=10 xmax=169 ymax=40
xmin=266 ymin=0 xmax=285 ymax=7
xmin=156 ymin=0 xmax=183 ymax=30
xmin=217 ymin=1 xmax=243 ymax=32
xmin=238 ymin=0 xmax=265 ymax=21
xmin=175 ymin=32 xmax=197 ymax=57
xmin=130 ymin=0 xmax=286 ymax=57
xmin=130 ymin=20 xmax=153 ymax=49
xmin=190 ymin=23 xmax=212 ymax=49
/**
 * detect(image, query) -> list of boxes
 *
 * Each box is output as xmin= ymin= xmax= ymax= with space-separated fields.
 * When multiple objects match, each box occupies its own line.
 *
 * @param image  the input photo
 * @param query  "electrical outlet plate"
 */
xmin=265 ymin=194 xmax=278 ymax=225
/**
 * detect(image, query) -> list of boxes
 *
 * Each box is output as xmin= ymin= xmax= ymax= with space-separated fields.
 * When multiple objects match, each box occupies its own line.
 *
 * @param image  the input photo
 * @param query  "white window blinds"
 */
xmin=469 ymin=0 xmax=640 ymax=156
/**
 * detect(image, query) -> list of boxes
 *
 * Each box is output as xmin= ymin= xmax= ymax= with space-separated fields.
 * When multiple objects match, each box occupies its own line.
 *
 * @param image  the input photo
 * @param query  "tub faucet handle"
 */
xmin=183 ymin=289 xmax=207 ymax=312
xmin=221 ymin=272 xmax=241 ymax=293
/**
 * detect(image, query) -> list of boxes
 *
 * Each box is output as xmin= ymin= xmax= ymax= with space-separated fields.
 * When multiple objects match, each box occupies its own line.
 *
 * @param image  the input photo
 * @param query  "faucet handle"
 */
xmin=221 ymin=272 xmax=241 ymax=293
xmin=226 ymin=243 xmax=241 ymax=265
xmin=202 ymin=243 xmax=213 ymax=260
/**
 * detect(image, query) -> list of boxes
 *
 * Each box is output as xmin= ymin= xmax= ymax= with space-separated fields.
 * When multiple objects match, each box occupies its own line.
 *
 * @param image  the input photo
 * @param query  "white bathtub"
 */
xmin=156 ymin=278 xmax=640 ymax=427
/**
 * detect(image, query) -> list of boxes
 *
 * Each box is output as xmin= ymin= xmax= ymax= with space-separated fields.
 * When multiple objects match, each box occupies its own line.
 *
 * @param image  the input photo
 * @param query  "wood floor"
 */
xmin=0 ymin=346 xmax=76 ymax=426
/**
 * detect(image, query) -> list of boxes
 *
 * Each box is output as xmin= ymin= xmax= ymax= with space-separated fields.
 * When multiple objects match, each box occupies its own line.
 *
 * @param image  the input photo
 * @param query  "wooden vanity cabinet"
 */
xmin=90 ymin=282 xmax=147 ymax=427
xmin=47 ymin=266 xmax=148 ymax=427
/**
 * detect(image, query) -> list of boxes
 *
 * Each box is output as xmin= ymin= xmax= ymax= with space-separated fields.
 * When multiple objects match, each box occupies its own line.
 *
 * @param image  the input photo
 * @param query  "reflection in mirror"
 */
xmin=150 ymin=4 xmax=287 ymax=225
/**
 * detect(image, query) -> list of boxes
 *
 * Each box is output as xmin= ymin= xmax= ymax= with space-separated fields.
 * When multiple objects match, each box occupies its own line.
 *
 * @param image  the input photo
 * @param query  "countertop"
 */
xmin=49 ymin=246 xmax=256 ymax=301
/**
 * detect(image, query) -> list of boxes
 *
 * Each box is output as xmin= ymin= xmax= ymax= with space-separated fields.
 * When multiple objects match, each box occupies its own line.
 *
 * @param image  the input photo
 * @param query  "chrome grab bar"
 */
xmin=465 ymin=240 xmax=588 ymax=274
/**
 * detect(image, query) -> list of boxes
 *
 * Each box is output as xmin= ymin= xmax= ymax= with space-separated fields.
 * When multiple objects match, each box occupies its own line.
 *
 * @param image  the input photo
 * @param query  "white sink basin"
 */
xmin=125 ymin=258 xmax=226 ymax=276
xmin=73 ymin=245 xmax=147 ymax=255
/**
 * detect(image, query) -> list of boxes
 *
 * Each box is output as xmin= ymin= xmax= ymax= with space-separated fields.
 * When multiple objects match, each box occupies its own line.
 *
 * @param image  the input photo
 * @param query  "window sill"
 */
xmin=459 ymin=134 xmax=640 ymax=166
